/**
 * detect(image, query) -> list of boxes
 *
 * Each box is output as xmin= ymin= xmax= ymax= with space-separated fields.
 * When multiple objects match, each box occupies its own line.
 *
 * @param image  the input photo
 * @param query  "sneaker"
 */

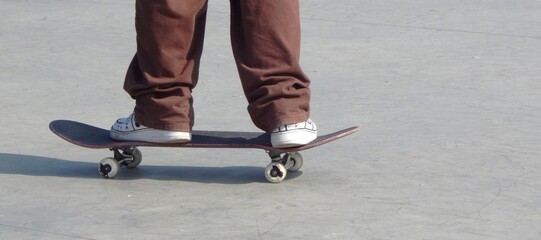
xmin=110 ymin=113 xmax=191 ymax=143
xmin=271 ymin=119 xmax=317 ymax=148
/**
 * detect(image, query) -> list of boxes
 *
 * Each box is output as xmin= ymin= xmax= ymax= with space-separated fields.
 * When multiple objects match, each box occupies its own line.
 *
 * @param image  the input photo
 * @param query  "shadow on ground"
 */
xmin=0 ymin=153 xmax=302 ymax=184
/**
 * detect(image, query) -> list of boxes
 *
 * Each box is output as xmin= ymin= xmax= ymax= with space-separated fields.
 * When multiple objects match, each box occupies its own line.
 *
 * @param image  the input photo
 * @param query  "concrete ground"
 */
xmin=1 ymin=0 xmax=540 ymax=239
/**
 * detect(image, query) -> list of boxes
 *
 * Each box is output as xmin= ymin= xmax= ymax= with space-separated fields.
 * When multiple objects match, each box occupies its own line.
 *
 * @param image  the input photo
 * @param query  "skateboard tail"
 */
xmin=280 ymin=126 xmax=359 ymax=152
xmin=49 ymin=120 xmax=123 ymax=149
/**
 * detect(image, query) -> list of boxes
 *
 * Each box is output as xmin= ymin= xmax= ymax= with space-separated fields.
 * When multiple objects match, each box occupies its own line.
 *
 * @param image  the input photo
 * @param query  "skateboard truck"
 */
xmin=99 ymin=147 xmax=143 ymax=178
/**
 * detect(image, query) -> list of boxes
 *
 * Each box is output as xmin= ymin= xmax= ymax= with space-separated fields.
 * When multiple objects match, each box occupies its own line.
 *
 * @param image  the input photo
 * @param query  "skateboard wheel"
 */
xmin=265 ymin=162 xmax=287 ymax=183
xmin=284 ymin=152 xmax=303 ymax=172
xmin=99 ymin=157 xmax=119 ymax=179
xmin=123 ymin=148 xmax=142 ymax=168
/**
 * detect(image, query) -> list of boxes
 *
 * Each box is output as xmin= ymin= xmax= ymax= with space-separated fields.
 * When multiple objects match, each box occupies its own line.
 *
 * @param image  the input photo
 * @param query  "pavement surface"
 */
xmin=1 ymin=0 xmax=540 ymax=239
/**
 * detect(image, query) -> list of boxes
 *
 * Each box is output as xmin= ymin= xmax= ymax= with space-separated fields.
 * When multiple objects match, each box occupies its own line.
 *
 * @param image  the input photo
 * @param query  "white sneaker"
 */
xmin=271 ymin=119 xmax=317 ymax=148
xmin=110 ymin=113 xmax=191 ymax=143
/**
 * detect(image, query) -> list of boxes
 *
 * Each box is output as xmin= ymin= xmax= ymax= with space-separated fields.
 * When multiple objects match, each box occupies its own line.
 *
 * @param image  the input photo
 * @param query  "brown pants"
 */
xmin=124 ymin=0 xmax=311 ymax=132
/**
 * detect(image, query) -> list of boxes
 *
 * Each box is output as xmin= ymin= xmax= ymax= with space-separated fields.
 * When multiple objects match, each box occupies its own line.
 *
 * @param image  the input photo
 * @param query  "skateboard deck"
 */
xmin=49 ymin=120 xmax=359 ymax=182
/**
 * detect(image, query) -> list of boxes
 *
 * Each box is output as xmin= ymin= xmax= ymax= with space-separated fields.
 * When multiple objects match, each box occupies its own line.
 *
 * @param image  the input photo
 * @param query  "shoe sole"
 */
xmin=110 ymin=129 xmax=192 ymax=143
xmin=271 ymin=129 xmax=317 ymax=148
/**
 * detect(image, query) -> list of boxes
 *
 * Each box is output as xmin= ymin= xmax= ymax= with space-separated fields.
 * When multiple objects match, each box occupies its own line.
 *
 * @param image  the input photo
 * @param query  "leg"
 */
xmin=124 ymin=0 xmax=208 ymax=132
xmin=229 ymin=0 xmax=312 ymax=133
xmin=230 ymin=0 xmax=317 ymax=147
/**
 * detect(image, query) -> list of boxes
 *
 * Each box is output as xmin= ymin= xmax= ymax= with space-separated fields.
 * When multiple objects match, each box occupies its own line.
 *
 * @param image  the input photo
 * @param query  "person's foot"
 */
xmin=271 ymin=119 xmax=317 ymax=148
xmin=110 ymin=113 xmax=191 ymax=143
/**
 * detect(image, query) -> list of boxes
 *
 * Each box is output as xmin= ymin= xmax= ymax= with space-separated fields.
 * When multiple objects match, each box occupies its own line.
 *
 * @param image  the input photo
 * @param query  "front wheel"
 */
xmin=265 ymin=162 xmax=287 ymax=183
xmin=99 ymin=157 xmax=120 ymax=179
xmin=123 ymin=148 xmax=142 ymax=168
xmin=283 ymin=152 xmax=303 ymax=172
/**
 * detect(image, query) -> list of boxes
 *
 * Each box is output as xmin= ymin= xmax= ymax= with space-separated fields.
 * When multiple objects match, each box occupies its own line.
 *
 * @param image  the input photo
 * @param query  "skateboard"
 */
xmin=49 ymin=120 xmax=359 ymax=183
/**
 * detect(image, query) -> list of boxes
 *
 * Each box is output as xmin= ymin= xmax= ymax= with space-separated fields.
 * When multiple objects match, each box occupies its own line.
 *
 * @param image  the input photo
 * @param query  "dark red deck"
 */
xmin=49 ymin=120 xmax=359 ymax=153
